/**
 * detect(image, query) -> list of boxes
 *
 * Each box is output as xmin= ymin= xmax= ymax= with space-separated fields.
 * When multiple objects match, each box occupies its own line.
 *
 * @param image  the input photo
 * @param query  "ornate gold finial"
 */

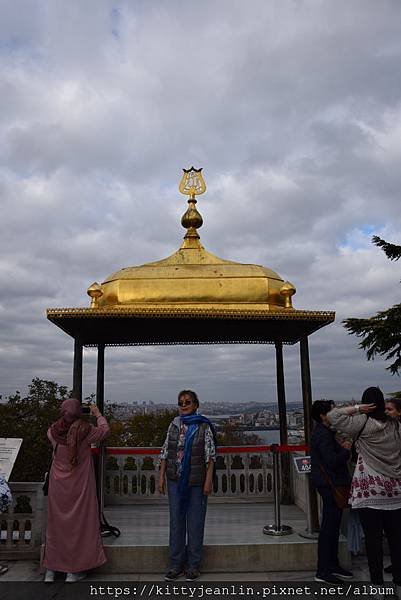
xmin=87 ymin=282 xmax=103 ymax=308
xmin=179 ymin=167 xmax=206 ymax=248
xmin=280 ymin=281 xmax=296 ymax=309
xmin=179 ymin=167 xmax=206 ymax=199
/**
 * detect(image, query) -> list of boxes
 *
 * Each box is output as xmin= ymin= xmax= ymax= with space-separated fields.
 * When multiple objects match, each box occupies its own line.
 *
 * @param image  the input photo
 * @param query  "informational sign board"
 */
xmin=0 ymin=438 xmax=23 ymax=480
xmin=293 ymin=455 xmax=311 ymax=474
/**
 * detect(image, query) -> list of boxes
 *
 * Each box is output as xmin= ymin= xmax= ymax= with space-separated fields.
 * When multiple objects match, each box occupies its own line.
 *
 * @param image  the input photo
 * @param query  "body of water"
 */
xmin=206 ymin=414 xmax=302 ymax=445
xmin=253 ymin=429 xmax=280 ymax=444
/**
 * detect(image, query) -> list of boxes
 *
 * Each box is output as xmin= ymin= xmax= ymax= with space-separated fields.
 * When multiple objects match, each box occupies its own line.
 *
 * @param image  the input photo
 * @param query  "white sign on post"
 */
xmin=0 ymin=438 xmax=23 ymax=480
xmin=293 ymin=455 xmax=312 ymax=474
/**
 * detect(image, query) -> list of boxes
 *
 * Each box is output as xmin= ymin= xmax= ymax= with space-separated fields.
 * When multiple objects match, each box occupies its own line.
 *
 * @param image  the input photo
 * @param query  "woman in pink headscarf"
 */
xmin=43 ymin=398 xmax=110 ymax=583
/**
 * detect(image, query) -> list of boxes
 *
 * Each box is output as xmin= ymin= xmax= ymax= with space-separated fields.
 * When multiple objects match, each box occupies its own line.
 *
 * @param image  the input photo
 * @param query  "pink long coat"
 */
xmin=43 ymin=416 xmax=110 ymax=573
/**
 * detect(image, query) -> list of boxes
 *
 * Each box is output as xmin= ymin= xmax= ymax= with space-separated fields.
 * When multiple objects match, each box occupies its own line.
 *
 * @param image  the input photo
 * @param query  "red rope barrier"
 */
xmin=275 ymin=444 xmax=309 ymax=453
xmin=91 ymin=444 xmax=309 ymax=456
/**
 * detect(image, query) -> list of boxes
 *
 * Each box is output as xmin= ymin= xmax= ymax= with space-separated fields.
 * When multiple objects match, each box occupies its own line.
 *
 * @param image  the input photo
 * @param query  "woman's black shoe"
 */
xmin=164 ymin=569 xmax=183 ymax=581
xmin=186 ymin=569 xmax=200 ymax=581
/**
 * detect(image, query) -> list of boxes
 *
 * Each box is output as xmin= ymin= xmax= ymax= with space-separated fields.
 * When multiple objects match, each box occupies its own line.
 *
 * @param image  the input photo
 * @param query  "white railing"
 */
xmin=103 ymin=446 xmax=276 ymax=504
xmin=0 ymin=445 xmax=309 ymax=558
xmin=0 ymin=482 xmax=44 ymax=559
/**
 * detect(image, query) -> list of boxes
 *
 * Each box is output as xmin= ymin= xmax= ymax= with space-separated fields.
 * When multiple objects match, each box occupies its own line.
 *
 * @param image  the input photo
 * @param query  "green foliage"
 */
xmin=343 ymin=236 xmax=401 ymax=375
xmin=217 ymin=423 xmax=262 ymax=446
xmin=103 ymin=402 xmax=126 ymax=446
xmin=0 ymin=378 xmax=69 ymax=481
xmin=0 ymin=378 xmax=175 ymax=480
xmin=124 ymin=410 xmax=177 ymax=447
xmin=101 ymin=407 xmax=177 ymax=447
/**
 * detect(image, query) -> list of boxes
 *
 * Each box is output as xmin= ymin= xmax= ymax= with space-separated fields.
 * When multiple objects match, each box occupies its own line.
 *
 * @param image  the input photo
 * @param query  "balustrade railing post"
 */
xmin=263 ymin=445 xmax=293 ymax=536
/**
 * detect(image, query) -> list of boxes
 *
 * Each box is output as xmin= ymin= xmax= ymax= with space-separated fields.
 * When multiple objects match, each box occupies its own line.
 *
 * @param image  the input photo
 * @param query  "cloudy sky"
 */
xmin=1 ymin=0 xmax=400 ymax=408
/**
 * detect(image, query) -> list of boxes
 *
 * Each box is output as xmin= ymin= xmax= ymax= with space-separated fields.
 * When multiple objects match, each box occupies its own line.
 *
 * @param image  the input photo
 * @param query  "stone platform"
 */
xmin=98 ymin=502 xmax=349 ymax=573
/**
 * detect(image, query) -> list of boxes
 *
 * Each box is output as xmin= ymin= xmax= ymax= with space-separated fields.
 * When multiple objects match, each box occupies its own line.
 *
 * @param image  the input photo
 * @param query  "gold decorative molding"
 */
xmin=47 ymin=306 xmax=335 ymax=322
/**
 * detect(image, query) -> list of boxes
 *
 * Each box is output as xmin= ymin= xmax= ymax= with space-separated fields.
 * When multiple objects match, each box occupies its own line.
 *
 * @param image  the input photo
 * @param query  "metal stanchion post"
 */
xmin=263 ymin=445 xmax=293 ymax=536
xmin=298 ymin=476 xmax=320 ymax=539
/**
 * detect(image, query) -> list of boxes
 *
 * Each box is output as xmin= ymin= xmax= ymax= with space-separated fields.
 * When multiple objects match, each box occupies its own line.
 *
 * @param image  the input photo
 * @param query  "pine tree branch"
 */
xmin=372 ymin=236 xmax=401 ymax=261
xmin=343 ymin=303 xmax=401 ymax=375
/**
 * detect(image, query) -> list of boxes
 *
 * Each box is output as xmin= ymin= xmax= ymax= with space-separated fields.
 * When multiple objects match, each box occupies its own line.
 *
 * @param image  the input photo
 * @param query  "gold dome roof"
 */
xmin=88 ymin=168 xmax=296 ymax=312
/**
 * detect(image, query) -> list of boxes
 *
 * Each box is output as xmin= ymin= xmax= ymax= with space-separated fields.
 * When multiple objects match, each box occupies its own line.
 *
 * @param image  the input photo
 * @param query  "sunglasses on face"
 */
xmin=178 ymin=399 xmax=193 ymax=407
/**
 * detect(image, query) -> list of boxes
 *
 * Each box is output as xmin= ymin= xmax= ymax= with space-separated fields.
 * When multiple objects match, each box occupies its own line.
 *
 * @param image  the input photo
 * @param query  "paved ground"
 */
xmin=0 ymin=555 xmax=392 ymax=582
xmin=103 ymin=502 xmax=314 ymax=546
xmin=0 ymin=503 xmax=394 ymax=583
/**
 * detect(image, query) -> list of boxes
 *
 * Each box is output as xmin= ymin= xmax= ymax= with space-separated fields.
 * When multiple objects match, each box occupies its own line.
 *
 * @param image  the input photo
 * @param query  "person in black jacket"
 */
xmin=310 ymin=400 xmax=353 ymax=584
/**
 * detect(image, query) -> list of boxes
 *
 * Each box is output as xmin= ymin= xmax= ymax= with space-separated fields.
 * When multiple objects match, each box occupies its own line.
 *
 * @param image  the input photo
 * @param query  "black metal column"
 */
xmin=275 ymin=341 xmax=291 ymax=504
xmin=72 ymin=337 xmax=83 ymax=402
xmin=96 ymin=343 xmax=105 ymax=413
xmin=300 ymin=335 xmax=320 ymax=535
xmin=96 ymin=344 xmax=106 ymax=519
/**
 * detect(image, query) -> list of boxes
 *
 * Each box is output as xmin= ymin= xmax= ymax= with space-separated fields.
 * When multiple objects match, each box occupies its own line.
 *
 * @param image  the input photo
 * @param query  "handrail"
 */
xmin=91 ymin=444 xmax=309 ymax=455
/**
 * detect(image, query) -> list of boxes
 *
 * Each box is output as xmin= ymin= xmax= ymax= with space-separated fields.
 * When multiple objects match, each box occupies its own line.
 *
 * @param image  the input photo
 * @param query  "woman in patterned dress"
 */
xmin=328 ymin=387 xmax=401 ymax=586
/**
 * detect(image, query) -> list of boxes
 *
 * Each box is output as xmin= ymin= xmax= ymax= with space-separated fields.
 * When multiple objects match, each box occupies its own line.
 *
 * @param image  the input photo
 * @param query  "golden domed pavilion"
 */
xmin=47 ymin=167 xmax=334 ymax=518
xmin=48 ymin=168 xmax=333 ymax=346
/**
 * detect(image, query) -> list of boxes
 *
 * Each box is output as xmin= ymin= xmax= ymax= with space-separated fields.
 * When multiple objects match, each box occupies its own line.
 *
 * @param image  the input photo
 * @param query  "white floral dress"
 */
xmin=350 ymin=454 xmax=401 ymax=510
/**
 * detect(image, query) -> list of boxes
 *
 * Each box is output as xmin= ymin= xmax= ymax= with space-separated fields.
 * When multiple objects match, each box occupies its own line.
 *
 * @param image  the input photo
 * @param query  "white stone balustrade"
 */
xmin=104 ymin=447 xmax=275 ymax=504
xmin=0 ymin=482 xmax=44 ymax=559
xmin=0 ymin=446 xmax=309 ymax=559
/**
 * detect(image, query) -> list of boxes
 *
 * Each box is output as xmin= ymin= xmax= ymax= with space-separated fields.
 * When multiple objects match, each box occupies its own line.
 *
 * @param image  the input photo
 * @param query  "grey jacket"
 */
xmin=327 ymin=407 xmax=401 ymax=479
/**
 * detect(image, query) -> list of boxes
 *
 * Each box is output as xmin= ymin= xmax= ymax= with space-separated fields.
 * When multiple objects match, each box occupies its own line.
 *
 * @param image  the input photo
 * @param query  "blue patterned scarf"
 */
xmin=177 ymin=414 xmax=215 ymax=505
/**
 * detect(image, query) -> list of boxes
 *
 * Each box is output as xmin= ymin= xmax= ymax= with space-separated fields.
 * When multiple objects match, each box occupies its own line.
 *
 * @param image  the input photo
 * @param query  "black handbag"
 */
xmin=42 ymin=444 xmax=58 ymax=496
xmin=319 ymin=463 xmax=351 ymax=509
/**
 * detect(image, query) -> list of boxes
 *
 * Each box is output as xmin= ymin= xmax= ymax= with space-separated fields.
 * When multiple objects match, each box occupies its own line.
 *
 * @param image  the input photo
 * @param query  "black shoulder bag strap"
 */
xmin=351 ymin=416 xmax=368 ymax=463
xmin=100 ymin=512 xmax=121 ymax=538
xmin=43 ymin=443 xmax=58 ymax=495
xmin=355 ymin=416 xmax=368 ymax=442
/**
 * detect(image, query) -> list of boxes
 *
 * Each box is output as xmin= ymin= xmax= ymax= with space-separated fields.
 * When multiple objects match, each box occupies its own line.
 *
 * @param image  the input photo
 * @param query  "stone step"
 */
xmin=99 ymin=540 xmax=349 ymax=573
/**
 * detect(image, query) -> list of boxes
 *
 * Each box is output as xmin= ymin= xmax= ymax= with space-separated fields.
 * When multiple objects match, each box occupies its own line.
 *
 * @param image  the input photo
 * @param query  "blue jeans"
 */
xmin=167 ymin=479 xmax=208 ymax=570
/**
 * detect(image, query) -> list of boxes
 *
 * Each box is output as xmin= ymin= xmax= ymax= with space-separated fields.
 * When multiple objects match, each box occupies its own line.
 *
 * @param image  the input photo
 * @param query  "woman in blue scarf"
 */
xmin=159 ymin=390 xmax=216 ymax=582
